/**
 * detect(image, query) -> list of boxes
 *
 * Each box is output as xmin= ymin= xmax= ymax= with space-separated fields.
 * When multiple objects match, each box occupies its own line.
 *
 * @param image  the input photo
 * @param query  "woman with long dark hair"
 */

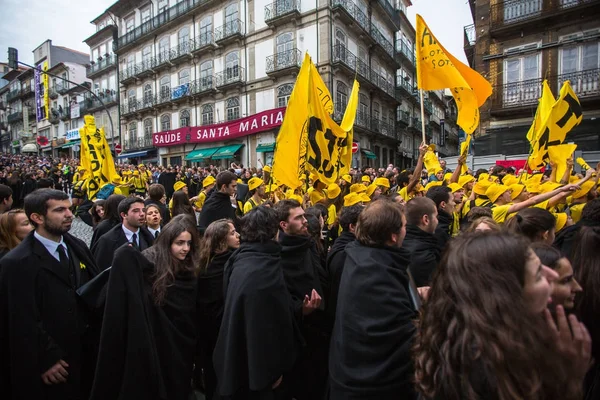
xmin=195 ymin=219 xmax=240 ymax=399
xmin=89 ymin=199 xmax=106 ymax=228
xmin=90 ymin=194 xmax=125 ymax=247
xmin=414 ymin=232 xmax=591 ymax=400
xmin=171 ymin=190 xmax=195 ymax=220
xmin=91 ymin=214 xmax=200 ymax=400
xmin=505 ymin=207 xmax=556 ymax=244
xmin=0 ymin=209 xmax=33 ymax=259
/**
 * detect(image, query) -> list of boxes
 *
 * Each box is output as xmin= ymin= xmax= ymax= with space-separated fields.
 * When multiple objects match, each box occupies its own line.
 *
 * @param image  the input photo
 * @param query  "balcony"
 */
xmin=396 ymin=77 xmax=414 ymax=99
xmin=49 ymin=110 xmax=60 ymax=124
xmin=191 ymin=76 xmax=218 ymax=96
xmin=60 ymin=106 xmax=71 ymax=121
xmin=558 ymin=68 xmax=600 ymax=101
xmin=215 ymin=19 xmax=244 ymax=46
xmin=429 ymin=113 xmax=441 ymax=128
xmin=120 ymin=66 xmax=138 ymax=84
xmin=265 ymin=0 xmax=301 ymax=27
xmin=170 ymin=40 xmax=194 ymax=65
xmin=215 ymin=67 xmax=245 ymax=90
xmin=192 ymin=32 xmax=217 ymax=54
xmin=56 ymin=83 xmax=69 ymax=95
xmin=170 ymin=83 xmax=193 ymax=104
xmin=7 ymin=111 xmax=22 ymax=123
xmin=370 ymin=25 xmax=395 ymax=63
xmin=490 ymin=0 xmax=600 ymax=37
xmin=463 ymin=24 xmax=476 ymax=67
xmin=370 ymin=69 xmax=397 ymax=103
xmin=331 ymin=44 xmax=372 ymax=88
xmin=49 ymin=87 xmax=59 ymax=99
xmin=87 ymin=55 xmax=117 ymax=79
xmin=374 ymin=0 xmax=402 ymax=30
xmin=490 ymin=77 xmax=542 ymax=116
xmin=424 ymin=99 xmax=433 ymax=115
xmin=136 ymin=58 xmax=157 ymax=79
xmin=125 ymin=136 xmax=153 ymax=151
xmin=155 ymin=90 xmax=173 ymax=107
xmin=19 ymin=86 xmax=34 ymax=98
xmin=397 ymin=110 xmax=410 ymax=127
xmin=88 ymin=91 xmax=119 ymax=113
xmin=79 ymin=98 xmax=94 ymax=115
xmin=0 ymin=101 xmax=5 ymax=110
xmin=331 ymin=0 xmax=371 ymax=38
xmin=116 ymin=0 xmax=218 ymax=52
xmin=266 ymin=48 xmax=302 ymax=78
xmin=154 ymin=49 xmax=177 ymax=72
xmin=7 ymin=89 xmax=20 ymax=102
xmin=408 ymin=116 xmax=422 ymax=133
xmin=370 ymin=117 xmax=397 ymax=140
xmin=395 ymin=40 xmax=415 ymax=68
xmin=355 ymin=111 xmax=370 ymax=131
xmin=121 ymin=99 xmax=141 ymax=116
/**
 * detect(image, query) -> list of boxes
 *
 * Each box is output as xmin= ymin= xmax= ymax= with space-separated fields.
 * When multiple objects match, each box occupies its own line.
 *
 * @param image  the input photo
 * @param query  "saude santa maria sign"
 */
xmin=153 ymin=107 xmax=285 ymax=147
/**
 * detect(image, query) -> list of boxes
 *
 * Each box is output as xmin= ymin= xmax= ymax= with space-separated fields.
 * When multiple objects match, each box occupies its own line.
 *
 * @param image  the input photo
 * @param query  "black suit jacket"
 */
xmin=0 ymin=231 xmax=99 ymax=400
xmin=92 ymin=224 xmax=154 ymax=271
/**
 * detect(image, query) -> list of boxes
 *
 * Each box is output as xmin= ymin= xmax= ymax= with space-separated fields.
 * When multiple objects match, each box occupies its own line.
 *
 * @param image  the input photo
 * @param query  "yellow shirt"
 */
xmin=398 ymin=187 xmax=413 ymax=203
xmin=569 ymin=203 xmax=585 ymax=224
xmin=327 ymin=204 xmax=337 ymax=226
xmin=451 ymin=211 xmax=460 ymax=236
xmin=194 ymin=192 xmax=207 ymax=210
xmin=243 ymin=197 xmax=264 ymax=214
xmin=492 ymin=204 xmax=512 ymax=224
xmin=309 ymin=189 xmax=325 ymax=205
xmin=114 ymin=185 xmax=130 ymax=196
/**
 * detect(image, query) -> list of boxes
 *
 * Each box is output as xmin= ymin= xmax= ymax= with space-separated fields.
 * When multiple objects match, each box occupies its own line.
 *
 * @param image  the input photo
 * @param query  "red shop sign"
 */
xmin=153 ymin=107 xmax=286 ymax=147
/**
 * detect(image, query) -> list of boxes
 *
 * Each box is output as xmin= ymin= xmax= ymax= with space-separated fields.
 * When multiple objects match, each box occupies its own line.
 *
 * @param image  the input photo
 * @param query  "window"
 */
xmin=225 ymin=3 xmax=239 ymax=25
xmin=161 ymin=114 xmax=171 ymax=131
xmin=225 ymin=51 xmax=240 ymax=82
xmin=127 ymin=89 xmax=136 ymax=105
xmin=141 ymin=7 xmax=151 ymax=23
xmin=180 ymin=109 xmax=191 ymax=127
xmin=277 ymin=84 xmax=293 ymax=107
xmin=226 ymin=97 xmax=240 ymax=121
xmin=127 ymin=54 xmax=135 ymax=69
xmin=125 ymin=18 xmax=134 ymax=33
xmin=358 ymin=94 xmax=368 ymax=125
xmin=199 ymin=16 xmax=212 ymax=45
xmin=200 ymin=61 xmax=214 ymax=89
xmin=158 ymin=0 xmax=169 ymax=13
xmin=178 ymin=27 xmax=190 ymax=53
xmin=143 ymin=84 xmax=153 ymax=105
xmin=202 ymin=104 xmax=214 ymax=125
xmin=504 ymin=0 xmax=541 ymax=22
xmin=503 ymin=52 xmax=540 ymax=106
xmin=128 ymin=122 xmax=137 ymax=144
xmin=160 ymin=75 xmax=171 ymax=100
xmin=335 ymin=29 xmax=347 ymax=60
xmin=276 ymin=33 xmax=294 ymax=68
xmin=144 ymin=118 xmax=153 ymax=136
xmin=373 ymin=102 xmax=380 ymax=120
xmin=142 ymin=46 xmax=152 ymax=63
xmin=559 ymin=42 xmax=599 ymax=96
xmin=335 ymin=81 xmax=348 ymax=114
xmin=158 ymin=37 xmax=170 ymax=62
xmin=178 ymin=69 xmax=190 ymax=86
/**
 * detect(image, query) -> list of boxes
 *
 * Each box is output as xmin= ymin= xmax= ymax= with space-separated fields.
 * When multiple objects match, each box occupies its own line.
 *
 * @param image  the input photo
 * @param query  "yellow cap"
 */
xmin=526 ymin=182 xmax=541 ymax=194
xmin=327 ymin=183 xmax=341 ymax=199
xmin=448 ymin=183 xmax=463 ymax=193
xmin=202 ymin=175 xmax=216 ymax=187
xmin=485 ymin=184 xmax=510 ymax=203
xmin=309 ymin=189 xmax=325 ymax=205
xmin=572 ymin=180 xmax=596 ymax=199
xmin=237 ymin=178 xmax=243 ymax=184
xmin=502 ymin=174 xmax=519 ymax=187
xmin=366 ymin=184 xmax=377 ymax=197
xmin=478 ymin=173 xmax=489 ymax=182
xmin=111 ymin=176 xmax=122 ymax=185
xmin=443 ymin=172 xmax=453 ymax=183
xmin=342 ymin=174 xmax=352 ymax=184
xmin=458 ymin=175 xmax=475 ymax=187
xmin=528 ymin=173 xmax=544 ymax=185
xmin=473 ymin=179 xmax=493 ymax=196
xmin=374 ymin=177 xmax=390 ymax=188
xmin=509 ymin=183 xmax=525 ymax=200
xmin=248 ymin=177 xmax=264 ymax=191
xmin=262 ymin=165 xmax=271 ymax=173
xmin=350 ymin=183 xmax=367 ymax=194
xmin=554 ymin=212 xmax=568 ymax=233
xmin=138 ymin=164 xmax=145 ymax=168
xmin=361 ymin=175 xmax=371 ymax=183
xmin=133 ymin=170 xmax=140 ymax=176
xmin=424 ymin=181 xmax=443 ymax=191
xmin=359 ymin=193 xmax=372 ymax=203
xmin=540 ymin=181 xmax=561 ymax=193
xmin=289 ymin=194 xmax=304 ymax=205
xmin=344 ymin=193 xmax=363 ymax=207
xmin=173 ymin=181 xmax=187 ymax=192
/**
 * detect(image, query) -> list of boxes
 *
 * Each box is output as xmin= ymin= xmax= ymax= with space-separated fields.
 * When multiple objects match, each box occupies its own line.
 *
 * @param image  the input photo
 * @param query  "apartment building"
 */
xmin=464 ymin=0 xmax=600 ymax=155
xmin=89 ymin=0 xmax=457 ymax=168
xmin=2 ymin=65 xmax=38 ymax=154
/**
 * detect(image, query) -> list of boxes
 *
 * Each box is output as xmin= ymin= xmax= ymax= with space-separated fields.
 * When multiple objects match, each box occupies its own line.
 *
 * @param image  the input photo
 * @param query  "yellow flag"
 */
xmin=526 ymin=80 xmax=554 ymax=146
xmin=423 ymin=150 xmax=441 ymax=175
xmin=528 ymin=80 xmax=583 ymax=169
xmin=272 ymin=53 xmax=334 ymax=189
xmin=415 ymin=14 xmax=492 ymax=134
xmin=79 ymin=115 xmax=119 ymax=200
xmin=305 ymin=65 xmax=348 ymax=185
xmin=576 ymin=157 xmax=592 ymax=171
xmin=339 ymin=80 xmax=359 ymax=176
xmin=548 ymin=144 xmax=577 ymax=182
xmin=460 ymin=134 xmax=472 ymax=174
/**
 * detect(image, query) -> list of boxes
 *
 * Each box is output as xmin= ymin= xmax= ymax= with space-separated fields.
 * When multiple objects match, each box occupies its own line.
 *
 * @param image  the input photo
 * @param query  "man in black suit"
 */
xmin=92 ymin=196 xmax=154 ymax=270
xmin=0 ymin=189 xmax=100 ymax=400
xmin=198 ymin=171 xmax=238 ymax=234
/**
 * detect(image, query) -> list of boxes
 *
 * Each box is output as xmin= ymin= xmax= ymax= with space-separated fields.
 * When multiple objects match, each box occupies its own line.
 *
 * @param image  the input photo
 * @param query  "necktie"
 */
xmin=57 ymin=244 xmax=69 ymax=272
xmin=131 ymin=233 xmax=138 ymax=248
xmin=154 ymin=230 xmax=159 ymax=239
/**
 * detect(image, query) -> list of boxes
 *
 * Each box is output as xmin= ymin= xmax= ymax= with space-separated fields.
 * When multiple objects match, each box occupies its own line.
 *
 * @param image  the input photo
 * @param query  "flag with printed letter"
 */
xmin=339 ymin=79 xmax=359 ymax=176
xmin=79 ymin=115 xmax=119 ymax=200
xmin=415 ymin=14 xmax=492 ymax=134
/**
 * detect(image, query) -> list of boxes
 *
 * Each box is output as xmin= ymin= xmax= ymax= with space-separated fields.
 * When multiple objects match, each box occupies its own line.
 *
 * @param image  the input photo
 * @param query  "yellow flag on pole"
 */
xmin=548 ymin=144 xmax=577 ymax=183
xmin=460 ymin=134 xmax=472 ymax=174
xmin=339 ymin=80 xmax=359 ymax=176
xmin=526 ymin=80 xmax=555 ymax=146
xmin=415 ymin=14 xmax=492 ymax=134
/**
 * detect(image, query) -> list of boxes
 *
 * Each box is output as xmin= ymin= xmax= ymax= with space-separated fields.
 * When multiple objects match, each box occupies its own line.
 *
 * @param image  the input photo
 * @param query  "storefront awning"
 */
xmin=212 ymin=144 xmax=243 ymax=160
xmin=61 ymin=140 xmax=81 ymax=148
xmin=21 ymin=143 xmax=38 ymax=153
xmin=362 ymin=149 xmax=377 ymax=159
xmin=185 ymin=146 xmax=220 ymax=161
xmin=256 ymin=143 xmax=275 ymax=153
xmin=117 ymin=150 xmax=148 ymax=159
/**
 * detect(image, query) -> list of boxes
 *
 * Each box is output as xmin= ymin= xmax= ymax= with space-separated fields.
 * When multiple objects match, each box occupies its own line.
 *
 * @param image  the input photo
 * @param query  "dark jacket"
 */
xmin=90 ymin=218 xmax=119 ymax=249
xmin=144 ymin=198 xmax=171 ymax=226
xmin=554 ymin=219 xmax=600 ymax=260
xmin=198 ymin=191 xmax=237 ymax=233
xmin=434 ymin=209 xmax=453 ymax=251
xmin=213 ymin=241 xmax=301 ymax=398
xmin=403 ymin=224 xmax=442 ymax=287
xmin=325 ymin=231 xmax=355 ymax=327
xmin=158 ymin=172 xmax=177 ymax=199
xmin=90 ymin=245 xmax=197 ymax=400
xmin=329 ymin=241 xmax=418 ymax=400
xmin=91 ymin=224 xmax=154 ymax=270
xmin=0 ymin=231 xmax=99 ymax=400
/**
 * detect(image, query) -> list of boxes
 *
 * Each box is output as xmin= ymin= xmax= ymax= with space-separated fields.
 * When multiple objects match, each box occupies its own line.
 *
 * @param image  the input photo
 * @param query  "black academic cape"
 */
xmin=434 ymin=209 xmax=453 ymax=251
xmin=554 ymin=218 xmax=600 ymax=260
xmin=0 ymin=231 xmax=99 ymax=400
xmin=90 ymin=245 xmax=197 ymax=400
xmin=403 ymin=224 xmax=442 ymax=287
xmin=91 ymin=223 xmax=154 ymax=270
xmin=213 ymin=241 xmax=300 ymax=398
xmin=89 ymin=218 xmax=119 ymax=249
xmin=196 ymin=250 xmax=233 ymax=400
xmin=198 ymin=191 xmax=238 ymax=233
xmin=158 ymin=171 xmax=178 ymax=198
xmin=325 ymin=231 xmax=355 ymax=331
xmin=329 ymin=241 xmax=418 ymax=400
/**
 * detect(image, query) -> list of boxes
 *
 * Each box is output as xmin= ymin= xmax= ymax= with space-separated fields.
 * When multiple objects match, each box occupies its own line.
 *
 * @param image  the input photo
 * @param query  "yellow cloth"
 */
xmin=194 ymin=191 xmax=207 ymax=209
xmin=339 ymin=80 xmax=359 ymax=177
xmin=570 ymin=203 xmax=585 ymax=223
xmin=243 ymin=197 xmax=265 ymax=214
xmin=492 ymin=204 xmax=511 ymax=224
xmin=309 ymin=189 xmax=325 ymax=205
xmin=114 ymin=185 xmax=130 ymax=196
xmin=548 ymin=144 xmax=577 ymax=182
xmin=327 ymin=203 xmax=337 ymax=226
xmin=398 ymin=186 xmax=414 ymax=203
xmin=415 ymin=14 xmax=492 ymax=134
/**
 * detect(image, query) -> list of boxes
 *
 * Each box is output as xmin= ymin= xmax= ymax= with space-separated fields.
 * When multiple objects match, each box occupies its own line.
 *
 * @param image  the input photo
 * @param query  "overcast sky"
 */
xmin=0 ymin=0 xmax=472 ymax=66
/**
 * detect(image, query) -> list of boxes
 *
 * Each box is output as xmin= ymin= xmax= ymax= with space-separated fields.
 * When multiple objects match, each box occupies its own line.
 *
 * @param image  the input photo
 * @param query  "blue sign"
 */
xmin=65 ymin=128 xmax=80 ymax=141
xmin=171 ymin=83 xmax=190 ymax=100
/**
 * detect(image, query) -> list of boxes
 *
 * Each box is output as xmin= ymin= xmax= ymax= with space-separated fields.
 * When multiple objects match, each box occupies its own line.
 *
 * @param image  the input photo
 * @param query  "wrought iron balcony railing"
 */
xmin=370 ymin=68 xmax=395 ymax=99
xmin=20 ymin=85 xmax=33 ymax=97
xmin=125 ymin=136 xmax=153 ymax=150
xmin=491 ymin=0 xmax=598 ymax=28
xmin=192 ymin=76 xmax=217 ymax=94
xmin=214 ymin=19 xmax=244 ymax=43
xmin=331 ymin=0 xmax=370 ymax=33
xmin=396 ymin=40 xmax=415 ymax=64
xmin=266 ymin=48 xmax=303 ymax=73
xmin=215 ymin=67 xmax=246 ymax=87
xmin=332 ymin=44 xmax=370 ymax=81
xmin=370 ymin=24 xmax=394 ymax=59
xmin=192 ymin=32 xmax=216 ymax=51
xmin=87 ymin=55 xmax=117 ymax=78
xmin=464 ymin=24 xmax=476 ymax=46
xmin=7 ymin=111 xmax=22 ymax=123
xmin=7 ymin=89 xmax=20 ymax=102
xmin=265 ymin=0 xmax=301 ymax=23
xmin=558 ymin=68 xmax=600 ymax=99
xmin=370 ymin=117 xmax=396 ymax=139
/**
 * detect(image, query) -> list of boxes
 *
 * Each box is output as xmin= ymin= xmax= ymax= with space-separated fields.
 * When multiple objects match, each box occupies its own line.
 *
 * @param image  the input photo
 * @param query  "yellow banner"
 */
xmin=415 ymin=14 xmax=492 ymax=134
xmin=79 ymin=115 xmax=119 ymax=200
xmin=528 ymin=80 xmax=583 ymax=169
xmin=548 ymin=143 xmax=577 ymax=182
xmin=42 ymin=62 xmax=49 ymax=120
xmin=526 ymin=80 xmax=554 ymax=147
xmin=339 ymin=80 xmax=359 ymax=176
xmin=423 ymin=149 xmax=441 ymax=175
xmin=460 ymin=134 xmax=472 ymax=174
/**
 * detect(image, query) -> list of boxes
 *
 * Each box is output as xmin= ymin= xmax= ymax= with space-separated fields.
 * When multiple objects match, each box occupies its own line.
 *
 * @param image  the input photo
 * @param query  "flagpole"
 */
xmin=419 ymin=89 xmax=427 ymax=144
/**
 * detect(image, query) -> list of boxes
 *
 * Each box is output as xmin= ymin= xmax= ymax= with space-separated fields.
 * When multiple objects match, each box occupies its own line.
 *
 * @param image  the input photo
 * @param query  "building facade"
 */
xmin=464 ymin=0 xmax=600 ymax=156
xmin=90 ymin=0 xmax=457 ymax=168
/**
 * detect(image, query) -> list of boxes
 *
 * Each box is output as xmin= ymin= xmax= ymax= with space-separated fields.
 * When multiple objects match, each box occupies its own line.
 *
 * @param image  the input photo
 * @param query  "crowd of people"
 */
xmin=0 ymin=146 xmax=599 ymax=400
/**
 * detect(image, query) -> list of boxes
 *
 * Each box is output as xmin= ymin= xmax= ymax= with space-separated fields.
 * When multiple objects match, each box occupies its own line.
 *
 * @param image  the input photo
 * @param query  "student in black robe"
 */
xmin=554 ymin=198 xmax=600 ymax=259
xmin=196 ymin=218 xmax=240 ymax=399
xmin=198 ymin=171 xmax=239 ymax=234
xmin=0 ymin=189 xmax=100 ymax=400
xmin=213 ymin=206 xmax=302 ymax=400
xmin=90 ymin=214 xmax=200 ymax=400
xmin=329 ymin=199 xmax=419 ymax=400
xmin=426 ymin=186 xmax=455 ymax=251
xmin=92 ymin=196 xmax=154 ymax=269
xmin=89 ymin=194 xmax=125 ymax=248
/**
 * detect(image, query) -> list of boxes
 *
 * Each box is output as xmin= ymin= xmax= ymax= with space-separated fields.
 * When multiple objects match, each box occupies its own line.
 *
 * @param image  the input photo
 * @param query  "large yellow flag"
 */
xmin=79 ymin=115 xmax=119 ymax=200
xmin=526 ymin=80 xmax=555 ymax=146
xmin=548 ymin=143 xmax=577 ymax=182
xmin=306 ymin=65 xmax=349 ymax=185
xmin=339 ymin=80 xmax=359 ymax=176
xmin=415 ymin=14 xmax=492 ymax=134
xmin=272 ymin=53 xmax=334 ymax=189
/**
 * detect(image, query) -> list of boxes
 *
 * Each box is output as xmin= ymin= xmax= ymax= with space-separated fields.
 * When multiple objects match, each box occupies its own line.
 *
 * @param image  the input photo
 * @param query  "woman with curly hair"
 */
xmin=413 ymin=231 xmax=591 ymax=400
